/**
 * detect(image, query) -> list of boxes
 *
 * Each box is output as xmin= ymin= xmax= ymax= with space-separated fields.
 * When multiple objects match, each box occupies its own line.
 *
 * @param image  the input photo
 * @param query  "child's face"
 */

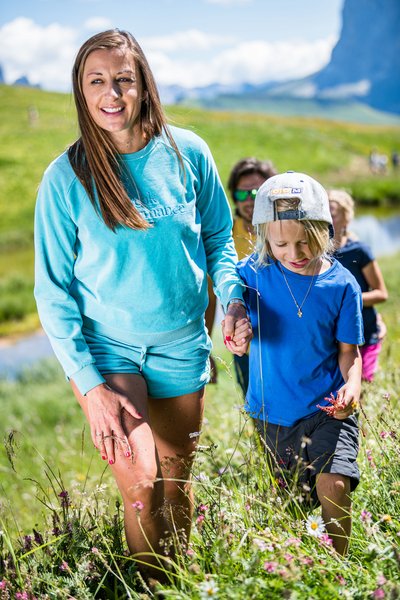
xmin=268 ymin=220 xmax=315 ymax=274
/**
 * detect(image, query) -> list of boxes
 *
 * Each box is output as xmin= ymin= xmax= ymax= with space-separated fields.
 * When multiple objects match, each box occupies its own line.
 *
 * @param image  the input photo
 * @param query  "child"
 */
xmin=225 ymin=171 xmax=364 ymax=554
xmin=328 ymin=189 xmax=388 ymax=382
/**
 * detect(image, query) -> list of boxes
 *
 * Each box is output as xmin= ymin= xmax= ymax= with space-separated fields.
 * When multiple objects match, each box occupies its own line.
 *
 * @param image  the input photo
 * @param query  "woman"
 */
xmin=34 ymin=29 xmax=249 ymax=579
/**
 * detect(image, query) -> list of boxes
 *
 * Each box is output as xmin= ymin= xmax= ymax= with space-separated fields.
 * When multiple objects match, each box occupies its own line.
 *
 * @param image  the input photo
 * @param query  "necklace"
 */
xmin=277 ymin=262 xmax=317 ymax=318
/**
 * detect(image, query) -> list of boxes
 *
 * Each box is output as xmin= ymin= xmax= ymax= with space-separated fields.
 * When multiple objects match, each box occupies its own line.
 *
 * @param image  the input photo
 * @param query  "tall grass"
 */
xmin=0 ymin=255 xmax=399 ymax=598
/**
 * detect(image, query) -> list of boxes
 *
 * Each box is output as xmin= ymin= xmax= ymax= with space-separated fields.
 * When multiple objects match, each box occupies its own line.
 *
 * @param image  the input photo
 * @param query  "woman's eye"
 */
xmin=117 ymin=77 xmax=134 ymax=83
xmin=91 ymin=79 xmax=103 ymax=85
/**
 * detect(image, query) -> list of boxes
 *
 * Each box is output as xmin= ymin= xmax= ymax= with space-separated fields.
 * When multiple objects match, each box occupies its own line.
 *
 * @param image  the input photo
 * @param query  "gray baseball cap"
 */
xmin=252 ymin=171 xmax=334 ymax=236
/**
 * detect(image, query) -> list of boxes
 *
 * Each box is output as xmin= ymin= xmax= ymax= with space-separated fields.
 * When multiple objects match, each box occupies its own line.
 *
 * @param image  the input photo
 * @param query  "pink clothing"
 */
xmin=360 ymin=342 xmax=382 ymax=382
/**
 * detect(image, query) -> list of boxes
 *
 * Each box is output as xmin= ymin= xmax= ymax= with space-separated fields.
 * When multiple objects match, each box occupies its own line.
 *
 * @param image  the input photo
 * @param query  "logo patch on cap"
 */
xmin=270 ymin=187 xmax=303 ymax=195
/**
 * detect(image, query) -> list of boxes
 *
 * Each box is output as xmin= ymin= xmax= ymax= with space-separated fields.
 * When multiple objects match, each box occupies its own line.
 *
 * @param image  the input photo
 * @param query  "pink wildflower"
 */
xmin=196 ymin=514 xmax=205 ymax=525
xmin=0 ymin=581 xmax=7 ymax=590
xmin=366 ymin=449 xmax=376 ymax=468
xmin=132 ymin=500 xmax=144 ymax=511
xmin=317 ymin=392 xmax=346 ymax=417
xmin=319 ymin=533 xmax=333 ymax=546
xmin=284 ymin=537 xmax=301 ymax=547
xmin=373 ymin=589 xmax=385 ymax=599
xmin=263 ymin=561 xmax=278 ymax=573
xmin=15 ymin=593 xmax=29 ymax=600
xmin=283 ymin=553 xmax=294 ymax=562
xmin=361 ymin=510 xmax=372 ymax=523
xmin=379 ymin=431 xmax=389 ymax=439
xmin=336 ymin=575 xmax=346 ymax=585
xmin=59 ymin=560 xmax=69 ymax=571
xmin=91 ymin=547 xmax=100 ymax=554
xmin=300 ymin=556 xmax=314 ymax=566
xmin=376 ymin=575 xmax=387 ymax=586
xmin=197 ymin=504 xmax=209 ymax=513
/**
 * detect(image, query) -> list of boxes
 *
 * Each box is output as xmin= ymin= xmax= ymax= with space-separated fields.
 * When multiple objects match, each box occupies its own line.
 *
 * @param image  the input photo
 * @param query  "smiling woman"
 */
xmin=33 ymin=28 xmax=252 ymax=584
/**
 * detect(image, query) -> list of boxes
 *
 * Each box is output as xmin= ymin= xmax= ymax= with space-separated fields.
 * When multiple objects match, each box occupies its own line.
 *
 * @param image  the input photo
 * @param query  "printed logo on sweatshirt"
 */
xmin=131 ymin=192 xmax=190 ymax=223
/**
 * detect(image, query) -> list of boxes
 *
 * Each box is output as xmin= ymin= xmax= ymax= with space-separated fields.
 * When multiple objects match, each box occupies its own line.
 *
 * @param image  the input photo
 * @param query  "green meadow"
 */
xmin=0 ymin=84 xmax=399 ymax=598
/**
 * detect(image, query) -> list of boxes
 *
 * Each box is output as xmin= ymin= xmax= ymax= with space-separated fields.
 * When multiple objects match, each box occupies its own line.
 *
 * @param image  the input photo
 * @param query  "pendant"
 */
xmin=297 ymin=309 xmax=303 ymax=318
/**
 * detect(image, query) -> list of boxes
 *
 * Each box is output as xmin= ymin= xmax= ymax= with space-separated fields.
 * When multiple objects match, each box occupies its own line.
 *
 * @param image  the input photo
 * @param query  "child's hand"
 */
xmin=222 ymin=317 xmax=252 ymax=356
xmin=317 ymin=387 xmax=359 ymax=420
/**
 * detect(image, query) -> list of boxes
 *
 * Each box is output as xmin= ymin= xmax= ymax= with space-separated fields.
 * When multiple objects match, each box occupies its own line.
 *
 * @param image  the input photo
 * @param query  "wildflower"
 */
xmin=23 ymin=535 xmax=33 ymax=551
xmin=254 ymin=538 xmax=269 ymax=551
xmin=263 ymin=561 xmax=278 ymax=573
xmin=379 ymin=431 xmax=389 ymax=439
xmin=186 ymin=547 xmax=195 ymax=558
xmin=361 ymin=510 xmax=372 ymax=523
xmin=245 ymin=503 xmax=251 ymax=511
xmin=196 ymin=514 xmax=205 ymax=525
xmin=283 ymin=552 xmax=294 ymax=562
xmin=33 ymin=528 xmax=44 ymax=545
xmin=366 ymin=449 xmax=376 ymax=468
xmin=58 ymin=490 xmax=71 ymax=508
xmin=91 ymin=547 xmax=100 ymax=554
xmin=319 ymin=533 xmax=333 ymax=546
xmin=336 ymin=575 xmax=346 ymax=585
xmin=132 ymin=500 xmax=144 ymax=512
xmin=301 ymin=436 xmax=312 ymax=449
xmin=305 ymin=515 xmax=325 ymax=537
xmin=0 ymin=581 xmax=7 ymax=590
xmin=381 ymin=514 xmax=392 ymax=523
xmin=284 ymin=537 xmax=301 ymax=547
xmin=60 ymin=560 xmax=69 ymax=571
xmin=300 ymin=556 xmax=314 ymax=566
xmin=15 ymin=593 xmax=29 ymax=600
xmin=376 ymin=574 xmax=387 ymax=586
xmin=317 ymin=392 xmax=346 ymax=416
xmin=197 ymin=504 xmax=209 ymax=514
xmin=199 ymin=577 xmax=219 ymax=598
xmin=372 ymin=589 xmax=385 ymax=599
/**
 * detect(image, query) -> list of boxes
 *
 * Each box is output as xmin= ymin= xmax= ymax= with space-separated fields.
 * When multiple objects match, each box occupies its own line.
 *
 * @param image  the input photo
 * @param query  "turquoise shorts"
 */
xmin=81 ymin=316 xmax=212 ymax=398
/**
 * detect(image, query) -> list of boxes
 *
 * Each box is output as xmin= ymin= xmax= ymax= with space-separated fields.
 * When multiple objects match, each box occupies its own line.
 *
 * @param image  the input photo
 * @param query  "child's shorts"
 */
xmin=82 ymin=316 xmax=212 ymax=398
xmin=254 ymin=410 xmax=359 ymax=504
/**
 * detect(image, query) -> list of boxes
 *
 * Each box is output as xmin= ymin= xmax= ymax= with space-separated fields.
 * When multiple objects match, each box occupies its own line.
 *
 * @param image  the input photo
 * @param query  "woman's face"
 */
xmin=234 ymin=173 xmax=267 ymax=224
xmin=81 ymin=47 xmax=143 ymax=151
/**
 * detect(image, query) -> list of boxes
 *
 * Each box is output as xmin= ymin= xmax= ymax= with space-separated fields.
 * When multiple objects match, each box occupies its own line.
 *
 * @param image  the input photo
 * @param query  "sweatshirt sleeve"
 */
xmin=34 ymin=165 xmax=106 ymax=395
xmin=194 ymin=139 xmax=245 ymax=311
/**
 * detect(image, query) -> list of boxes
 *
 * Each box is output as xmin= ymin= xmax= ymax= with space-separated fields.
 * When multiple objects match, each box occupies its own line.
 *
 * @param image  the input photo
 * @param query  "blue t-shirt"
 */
xmin=334 ymin=239 xmax=378 ymax=345
xmin=237 ymin=256 xmax=364 ymax=426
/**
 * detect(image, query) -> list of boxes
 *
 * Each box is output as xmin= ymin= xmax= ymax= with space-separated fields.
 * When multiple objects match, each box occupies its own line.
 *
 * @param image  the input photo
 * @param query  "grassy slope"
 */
xmin=0 ymin=84 xmax=399 ymax=336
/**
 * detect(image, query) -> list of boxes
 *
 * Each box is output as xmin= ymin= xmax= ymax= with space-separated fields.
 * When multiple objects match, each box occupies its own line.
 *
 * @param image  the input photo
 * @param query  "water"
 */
xmin=1 ymin=214 xmax=399 ymax=379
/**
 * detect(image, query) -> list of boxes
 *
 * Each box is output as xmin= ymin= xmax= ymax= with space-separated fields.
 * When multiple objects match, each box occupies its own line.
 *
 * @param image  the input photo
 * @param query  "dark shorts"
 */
xmin=254 ymin=410 xmax=359 ymax=505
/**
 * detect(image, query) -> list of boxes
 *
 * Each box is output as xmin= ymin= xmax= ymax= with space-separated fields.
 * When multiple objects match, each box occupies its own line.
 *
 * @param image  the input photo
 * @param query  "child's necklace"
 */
xmin=277 ymin=262 xmax=317 ymax=318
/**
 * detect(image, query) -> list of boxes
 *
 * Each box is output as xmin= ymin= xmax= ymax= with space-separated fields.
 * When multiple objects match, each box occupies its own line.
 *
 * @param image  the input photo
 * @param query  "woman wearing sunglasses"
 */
xmin=205 ymin=157 xmax=277 ymax=393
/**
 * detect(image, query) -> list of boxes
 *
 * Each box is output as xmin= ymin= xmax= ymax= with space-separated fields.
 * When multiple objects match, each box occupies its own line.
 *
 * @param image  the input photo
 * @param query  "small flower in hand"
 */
xmin=317 ymin=392 xmax=346 ymax=417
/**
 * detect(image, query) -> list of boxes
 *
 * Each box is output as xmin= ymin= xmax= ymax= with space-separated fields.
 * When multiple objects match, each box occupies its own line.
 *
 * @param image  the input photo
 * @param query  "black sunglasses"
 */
xmin=233 ymin=188 xmax=259 ymax=202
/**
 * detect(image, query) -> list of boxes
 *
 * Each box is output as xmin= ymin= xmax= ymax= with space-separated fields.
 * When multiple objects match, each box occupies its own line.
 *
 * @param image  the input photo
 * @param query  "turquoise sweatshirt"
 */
xmin=34 ymin=126 xmax=244 ymax=394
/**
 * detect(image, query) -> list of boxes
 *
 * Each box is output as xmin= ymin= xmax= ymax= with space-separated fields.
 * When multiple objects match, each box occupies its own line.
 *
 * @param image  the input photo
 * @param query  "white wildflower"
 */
xmin=305 ymin=515 xmax=326 ymax=537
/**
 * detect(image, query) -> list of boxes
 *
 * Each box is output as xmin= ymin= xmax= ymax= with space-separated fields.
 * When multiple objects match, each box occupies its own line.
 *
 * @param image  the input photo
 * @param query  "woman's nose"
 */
xmin=105 ymin=83 xmax=122 ymax=98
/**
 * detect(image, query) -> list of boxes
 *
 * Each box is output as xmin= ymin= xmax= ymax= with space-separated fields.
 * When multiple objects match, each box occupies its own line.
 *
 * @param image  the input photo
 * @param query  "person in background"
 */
xmin=328 ymin=189 xmax=388 ymax=382
xmin=226 ymin=172 xmax=363 ymax=554
xmin=34 ymin=29 xmax=250 ymax=581
xmin=205 ymin=157 xmax=277 ymax=392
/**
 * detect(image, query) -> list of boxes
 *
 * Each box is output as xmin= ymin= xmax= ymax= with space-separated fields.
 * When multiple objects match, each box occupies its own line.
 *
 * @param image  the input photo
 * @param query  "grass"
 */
xmin=0 ymin=84 xmax=400 ymax=336
xmin=0 ymin=257 xmax=399 ymax=598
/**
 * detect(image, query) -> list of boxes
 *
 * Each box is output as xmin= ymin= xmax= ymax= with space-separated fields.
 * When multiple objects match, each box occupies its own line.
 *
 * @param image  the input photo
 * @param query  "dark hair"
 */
xmin=227 ymin=157 xmax=277 ymax=200
xmin=68 ymin=29 xmax=182 ymax=231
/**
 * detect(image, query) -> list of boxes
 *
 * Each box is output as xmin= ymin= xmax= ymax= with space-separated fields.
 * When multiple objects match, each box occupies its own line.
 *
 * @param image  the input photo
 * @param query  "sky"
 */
xmin=0 ymin=0 xmax=344 ymax=93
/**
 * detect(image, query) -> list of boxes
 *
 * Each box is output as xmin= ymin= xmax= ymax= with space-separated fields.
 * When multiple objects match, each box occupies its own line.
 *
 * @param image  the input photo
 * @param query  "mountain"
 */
xmin=163 ymin=0 xmax=400 ymax=122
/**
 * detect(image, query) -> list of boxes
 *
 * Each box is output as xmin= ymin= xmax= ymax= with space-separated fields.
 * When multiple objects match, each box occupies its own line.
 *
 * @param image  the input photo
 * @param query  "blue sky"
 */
xmin=0 ymin=0 xmax=344 ymax=92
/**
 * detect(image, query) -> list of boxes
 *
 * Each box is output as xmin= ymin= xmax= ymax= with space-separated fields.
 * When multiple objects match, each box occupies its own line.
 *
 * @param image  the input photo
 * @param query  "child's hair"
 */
xmin=256 ymin=198 xmax=334 ymax=265
xmin=327 ymin=189 xmax=355 ymax=224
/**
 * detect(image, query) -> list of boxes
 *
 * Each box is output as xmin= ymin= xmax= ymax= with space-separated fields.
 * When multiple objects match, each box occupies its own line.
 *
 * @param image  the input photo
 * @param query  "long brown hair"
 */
xmin=68 ymin=29 xmax=181 ymax=231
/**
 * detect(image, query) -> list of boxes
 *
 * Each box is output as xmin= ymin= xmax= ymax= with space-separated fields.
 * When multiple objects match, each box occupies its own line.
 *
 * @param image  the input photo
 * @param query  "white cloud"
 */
xmin=84 ymin=17 xmax=114 ymax=31
xmin=0 ymin=17 xmax=78 ymax=90
xmin=0 ymin=18 xmax=336 ymax=93
xmin=148 ymin=36 xmax=336 ymax=88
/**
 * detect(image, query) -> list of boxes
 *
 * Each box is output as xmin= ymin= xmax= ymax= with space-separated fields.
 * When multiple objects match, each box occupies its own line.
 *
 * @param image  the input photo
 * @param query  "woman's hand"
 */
xmin=86 ymin=383 xmax=143 ymax=464
xmin=222 ymin=302 xmax=252 ymax=356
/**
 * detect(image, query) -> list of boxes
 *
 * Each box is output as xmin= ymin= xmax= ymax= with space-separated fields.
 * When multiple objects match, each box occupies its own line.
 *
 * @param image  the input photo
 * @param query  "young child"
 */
xmin=225 ymin=171 xmax=364 ymax=554
xmin=328 ymin=189 xmax=388 ymax=382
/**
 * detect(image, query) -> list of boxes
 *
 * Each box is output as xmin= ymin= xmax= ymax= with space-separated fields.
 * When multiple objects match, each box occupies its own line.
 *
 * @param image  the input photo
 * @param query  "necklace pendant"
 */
xmin=297 ymin=309 xmax=303 ymax=318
